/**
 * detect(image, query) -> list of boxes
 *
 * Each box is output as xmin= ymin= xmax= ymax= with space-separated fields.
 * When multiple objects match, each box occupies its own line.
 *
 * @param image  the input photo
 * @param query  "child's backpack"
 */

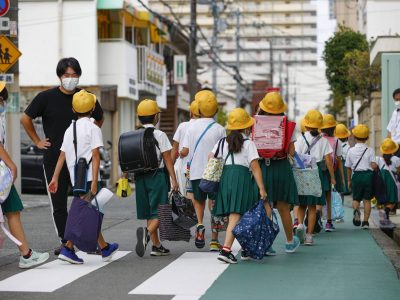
xmin=118 ymin=127 xmax=160 ymax=174
xmin=252 ymin=115 xmax=295 ymax=159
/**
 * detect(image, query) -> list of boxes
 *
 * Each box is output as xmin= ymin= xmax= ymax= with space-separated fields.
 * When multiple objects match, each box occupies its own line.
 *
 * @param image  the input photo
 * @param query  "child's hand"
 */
xmin=91 ymin=181 xmax=98 ymax=195
xmin=260 ymin=189 xmax=267 ymax=201
xmin=348 ymin=180 xmax=352 ymax=189
xmin=11 ymin=167 xmax=17 ymax=183
xmin=171 ymin=178 xmax=179 ymax=192
xmin=48 ymin=178 xmax=58 ymax=194
xmin=330 ymin=177 xmax=336 ymax=186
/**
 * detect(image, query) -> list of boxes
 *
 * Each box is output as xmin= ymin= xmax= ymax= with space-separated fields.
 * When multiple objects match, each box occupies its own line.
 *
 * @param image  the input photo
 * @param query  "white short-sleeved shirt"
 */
xmin=387 ymin=109 xmax=400 ymax=143
xmin=342 ymin=142 xmax=351 ymax=160
xmin=142 ymin=124 xmax=172 ymax=169
xmin=211 ymin=135 xmax=259 ymax=168
xmin=377 ymin=156 xmax=400 ymax=173
xmin=295 ymin=132 xmax=333 ymax=163
xmin=345 ymin=143 xmax=376 ymax=171
xmin=173 ymin=119 xmax=196 ymax=150
xmin=60 ymin=117 xmax=104 ymax=186
xmin=182 ymin=118 xmax=226 ymax=180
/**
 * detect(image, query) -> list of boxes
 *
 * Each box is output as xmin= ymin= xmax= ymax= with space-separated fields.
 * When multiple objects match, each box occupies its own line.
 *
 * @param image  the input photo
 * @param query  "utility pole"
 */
xmin=211 ymin=0 xmax=218 ymax=95
xmin=189 ymin=0 xmax=197 ymax=102
xmin=285 ymin=65 xmax=289 ymax=106
xmin=235 ymin=8 xmax=241 ymax=107
xmin=269 ymin=37 xmax=274 ymax=87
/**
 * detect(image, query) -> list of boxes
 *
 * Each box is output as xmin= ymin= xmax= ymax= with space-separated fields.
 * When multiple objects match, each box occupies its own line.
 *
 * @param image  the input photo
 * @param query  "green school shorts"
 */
xmin=191 ymin=179 xmax=217 ymax=202
xmin=1 ymin=185 xmax=24 ymax=214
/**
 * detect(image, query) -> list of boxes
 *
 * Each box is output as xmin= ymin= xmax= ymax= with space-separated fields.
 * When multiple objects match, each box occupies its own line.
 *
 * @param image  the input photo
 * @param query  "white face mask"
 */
xmin=61 ymin=77 xmax=79 ymax=91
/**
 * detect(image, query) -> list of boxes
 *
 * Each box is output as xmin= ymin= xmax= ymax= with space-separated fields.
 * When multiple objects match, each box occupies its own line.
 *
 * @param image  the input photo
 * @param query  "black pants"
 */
xmin=43 ymin=162 xmax=71 ymax=241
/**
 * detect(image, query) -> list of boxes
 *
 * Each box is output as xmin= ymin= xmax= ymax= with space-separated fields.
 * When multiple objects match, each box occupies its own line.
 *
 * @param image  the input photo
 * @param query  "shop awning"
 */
xmin=97 ymin=0 xmax=124 ymax=9
xmin=134 ymin=10 xmax=170 ymax=43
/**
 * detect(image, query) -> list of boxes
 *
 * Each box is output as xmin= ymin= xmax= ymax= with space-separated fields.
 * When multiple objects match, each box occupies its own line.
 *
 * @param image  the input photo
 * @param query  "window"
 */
xmin=98 ymin=10 xmax=123 ymax=40
xmin=135 ymin=27 xmax=149 ymax=46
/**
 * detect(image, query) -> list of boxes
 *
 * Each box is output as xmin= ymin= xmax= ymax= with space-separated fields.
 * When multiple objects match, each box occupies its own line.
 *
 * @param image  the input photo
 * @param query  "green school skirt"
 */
xmin=213 ymin=165 xmax=258 ymax=216
xmin=298 ymin=162 xmax=328 ymax=206
xmin=381 ymin=169 xmax=398 ymax=204
xmin=260 ymin=159 xmax=299 ymax=205
xmin=135 ymin=169 xmax=169 ymax=220
xmin=352 ymin=170 xmax=373 ymax=201
xmin=1 ymin=185 xmax=24 ymax=213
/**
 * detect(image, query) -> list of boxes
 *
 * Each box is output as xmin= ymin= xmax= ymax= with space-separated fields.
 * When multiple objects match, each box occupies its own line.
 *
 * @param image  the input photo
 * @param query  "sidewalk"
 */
xmin=201 ymin=206 xmax=400 ymax=300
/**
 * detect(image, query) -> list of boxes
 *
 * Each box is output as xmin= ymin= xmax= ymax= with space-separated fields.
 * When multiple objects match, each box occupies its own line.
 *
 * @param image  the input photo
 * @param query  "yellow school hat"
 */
xmin=196 ymin=90 xmax=218 ymax=117
xmin=227 ymin=108 xmax=255 ymax=130
xmin=259 ymin=92 xmax=287 ymax=114
xmin=72 ymin=90 xmax=96 ymax=113
xmin=380 ymin=138 xmax=399 ymax=155
xmin=189 ymin=100 xmax=200 ymax=116
xmin=137 ymin=99 xmax=161 ymax=117
xmin=0 ymin=81 xmax=6 ymax=93
xmin=320 ymin=114 xmax=337 ymax=130
xmin=335 ymin=124 xmax=351 ymax=139
xmin=303 ymin=109 xmax=323 ymax=129
xmin=352 ymin=124 xmax=369 ymax=139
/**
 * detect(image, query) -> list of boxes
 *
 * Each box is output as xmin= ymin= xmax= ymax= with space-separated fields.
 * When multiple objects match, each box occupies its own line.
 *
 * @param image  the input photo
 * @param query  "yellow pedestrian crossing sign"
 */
xmin=0 ymin=35 xmax=21 ymax=73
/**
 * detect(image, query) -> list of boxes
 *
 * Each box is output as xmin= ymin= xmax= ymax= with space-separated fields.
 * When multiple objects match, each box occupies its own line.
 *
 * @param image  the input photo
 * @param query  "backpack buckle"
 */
xmin=265 ymin=158 xmax=271 ymax=166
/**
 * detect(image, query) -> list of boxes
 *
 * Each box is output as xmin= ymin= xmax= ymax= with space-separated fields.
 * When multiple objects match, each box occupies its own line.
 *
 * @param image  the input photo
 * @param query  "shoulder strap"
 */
xmin=214 ymin=137 xmax=226 ymax=158
xmin=190 ymin=121 xmax=216 ymax=164
xmin=73 ymin=121 xmax=78 ymax=166
xmin=354 ymin=148 xmax=368 ymax=171
xmin=294 ymin=153 xmax=306 ymax=169
xmin=305 ymin=135 xmax=321 ymax=155
xmin=301 ymin=133 xmax=309 ymax=148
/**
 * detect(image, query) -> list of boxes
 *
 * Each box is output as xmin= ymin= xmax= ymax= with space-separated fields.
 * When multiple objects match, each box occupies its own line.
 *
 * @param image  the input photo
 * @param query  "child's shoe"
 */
xmin=325 ymin=221 xmax=336 ymax=232
xmin=285 ymin=236 xmax=300 ymax=253
xmin=101 ymin=243 xmax=119 ymax=262
xmin=150 ymin=244 xmax=170 ymax=256
xmin=195 ymin=224 xmax=205 ymax=249
xmin=304 ymin=233 xmax=314 ymax=246
xmin=265 ymin=246 xmax=277 ymax=256
xmin=19 ymin=250 xmax=50 ymax=269
xmin=241 ymin=250 xmax=251 ymax=261
xmin=209 ymin=240 xmax=221 ymax=252
xmin=58 ymin=246 xmax=84 ymax=264
xmin=361 ymin=221 xmax=369 ymax=230
xmin=295 ymin=224 xmax=305 ymax=244
xmin=353 ymin=209 xmax=361 ymax=226
xmin=136 ymin=227 xmax=150 ymax=257
xmin=292 ymin=218 xmax=299 ymax=233
xmin=217 ymin=249 xmax=237 ymax=264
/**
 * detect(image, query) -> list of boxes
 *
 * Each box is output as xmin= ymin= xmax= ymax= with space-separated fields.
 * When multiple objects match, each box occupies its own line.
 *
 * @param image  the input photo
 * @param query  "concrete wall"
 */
xmin=19 ymin=0 xmax=98 ymax=86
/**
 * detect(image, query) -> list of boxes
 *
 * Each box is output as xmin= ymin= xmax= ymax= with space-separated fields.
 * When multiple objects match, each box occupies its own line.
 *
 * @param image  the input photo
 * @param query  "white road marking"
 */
xmin=0 ymin=251 xmax=130 ymax=292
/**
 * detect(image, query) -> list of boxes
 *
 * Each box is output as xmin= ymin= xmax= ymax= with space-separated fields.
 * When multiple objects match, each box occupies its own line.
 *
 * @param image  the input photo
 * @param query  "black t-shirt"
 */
xmin=24 ymin=87 xmax=104 ymax=165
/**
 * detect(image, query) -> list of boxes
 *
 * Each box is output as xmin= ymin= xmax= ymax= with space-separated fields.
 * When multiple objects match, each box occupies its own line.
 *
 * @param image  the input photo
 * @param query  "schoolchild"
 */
xmin=180 ymin=90 xmax=226 ymax=251
xmin=0 ymin=82 xmax=50 ymax=268
xmin=294 ymin=110 xmax=335 ymax=245
xmin=171 ymin=100 xmax=200 ymax=196
xmin=377 ymin=138 xmax=400 ymax=224
xmin=320 ymin=114 xmax=345 ymax=232
xmin=257 ymin=92 xmax=300 ymax=254
xmin=132 ymin=99 xmax=179 ymax=257
xmin=345 ymin=124 xmax=377 ymax=229
xmin=214 ymin=108 xmax=268 ymax=264
xmin=293 ymin=118 xmax=307 ymax=231
xmin=49 ymin=90 xmax=118 ymax=264
xmin=335 ymin=123 xmax=352 ymax=195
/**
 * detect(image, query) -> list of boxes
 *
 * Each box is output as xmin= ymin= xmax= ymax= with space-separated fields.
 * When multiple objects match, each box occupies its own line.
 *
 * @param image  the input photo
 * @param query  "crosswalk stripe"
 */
xmin=129 ymin=252 xmax=230 ymax=299
xmin=0 ymin=251 xmax=131 ymax=292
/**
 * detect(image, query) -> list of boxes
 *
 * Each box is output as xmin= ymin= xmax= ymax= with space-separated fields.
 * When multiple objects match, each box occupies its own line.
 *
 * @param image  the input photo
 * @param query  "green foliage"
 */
xmin=323 ymin=26 xmax=369 ymax=112
xmin=216 ymin=106 xmax=227 ymax=127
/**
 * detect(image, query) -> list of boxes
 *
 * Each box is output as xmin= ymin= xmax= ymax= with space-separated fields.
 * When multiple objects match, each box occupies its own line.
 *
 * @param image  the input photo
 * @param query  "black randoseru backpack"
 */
xmin=118 ymin=127 xmax=160 ymax=174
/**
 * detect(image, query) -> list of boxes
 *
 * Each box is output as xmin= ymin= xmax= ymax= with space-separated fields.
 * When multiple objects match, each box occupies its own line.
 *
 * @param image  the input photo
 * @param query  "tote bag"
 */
xmin=292 ymin=153 xmax=322 ymax=197
xmin=158 ymin=203 xmax=191 ymax=242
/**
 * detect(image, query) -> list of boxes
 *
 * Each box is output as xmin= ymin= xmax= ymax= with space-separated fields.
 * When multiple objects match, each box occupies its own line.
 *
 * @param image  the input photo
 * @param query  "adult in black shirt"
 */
xmin=21 ymin=58 xmax=104 ymax=254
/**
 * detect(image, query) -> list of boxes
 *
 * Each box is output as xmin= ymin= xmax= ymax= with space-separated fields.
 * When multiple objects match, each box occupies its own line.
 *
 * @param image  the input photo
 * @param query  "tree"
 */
xmin=343 ymin=50 xmax=380 ymax=102
xmin=323 ymin=26 xmax=369 ymax=112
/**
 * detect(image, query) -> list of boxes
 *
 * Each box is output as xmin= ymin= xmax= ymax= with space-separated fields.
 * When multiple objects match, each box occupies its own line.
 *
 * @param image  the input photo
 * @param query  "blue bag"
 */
xmin=64 ymin=197 xmax=104 ymax=252
xmin=331 ymin=190 xmax=344 ymax=220
xmin=232 ymin=200 xmax=279 ymax=260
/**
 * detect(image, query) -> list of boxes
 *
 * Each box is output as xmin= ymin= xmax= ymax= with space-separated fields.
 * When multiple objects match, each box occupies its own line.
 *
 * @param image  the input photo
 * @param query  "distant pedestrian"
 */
xmin=295 ymin=109 xmax=334 ymax=245
xmin=21 ymin=57 xmax=104 ymax=255
xmin=180 ymin=90 xmax=226 ymax=251
xmin=335 ymin=123 xmax=352 ymax=196
xmin=345 ymin=124 xmax=377 ymax=230
xmin=0 ymin=82 xmax=50 ymax=268
xmin=134 ymin=99 xmax=178 ymax=258
xmin=377 ymin=138 xmax=400 ymax=224
xmin=48 ymin=90 xmax=118 ymax=264
xmin=386 ymin=88 xmax=400 ymax=157
xmin=213 ymin=108 xmax=268 ymax=264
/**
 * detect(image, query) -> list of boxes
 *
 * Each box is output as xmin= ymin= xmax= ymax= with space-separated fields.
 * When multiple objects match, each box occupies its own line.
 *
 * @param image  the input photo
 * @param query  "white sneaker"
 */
xmin=19 ymin=250 xmax=50 ymax=269
xmin=295 ymin=224 xmax=305 ymax=244
xmin=304 ymin=234 xmax=314 ymax=246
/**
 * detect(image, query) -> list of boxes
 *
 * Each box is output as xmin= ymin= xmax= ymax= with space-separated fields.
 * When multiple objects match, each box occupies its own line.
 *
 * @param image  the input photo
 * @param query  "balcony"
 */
xmin=98 ymin=39 xmax=139 ymax=100
xmin=137 ymin=45 xmax=166 ymax=97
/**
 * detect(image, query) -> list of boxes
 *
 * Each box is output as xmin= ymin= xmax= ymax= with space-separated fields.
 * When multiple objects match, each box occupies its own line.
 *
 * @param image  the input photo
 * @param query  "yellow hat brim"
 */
xmin=227 ymin=117 xmax=255 ymax=131
xmin=259 ymin=101 xmax=287 ymax=115
xmin=320 ymin=121 xmax=337 ymax=130
xmin=380 ymin=143 xmax=399 ymax=155
xmin=303 ymin=120 xmax=321 ymax=129
xmin=0 ymin=82 xmax=6 ymax=93
xmin=335 ymin=130 xmax=351 ymax=139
